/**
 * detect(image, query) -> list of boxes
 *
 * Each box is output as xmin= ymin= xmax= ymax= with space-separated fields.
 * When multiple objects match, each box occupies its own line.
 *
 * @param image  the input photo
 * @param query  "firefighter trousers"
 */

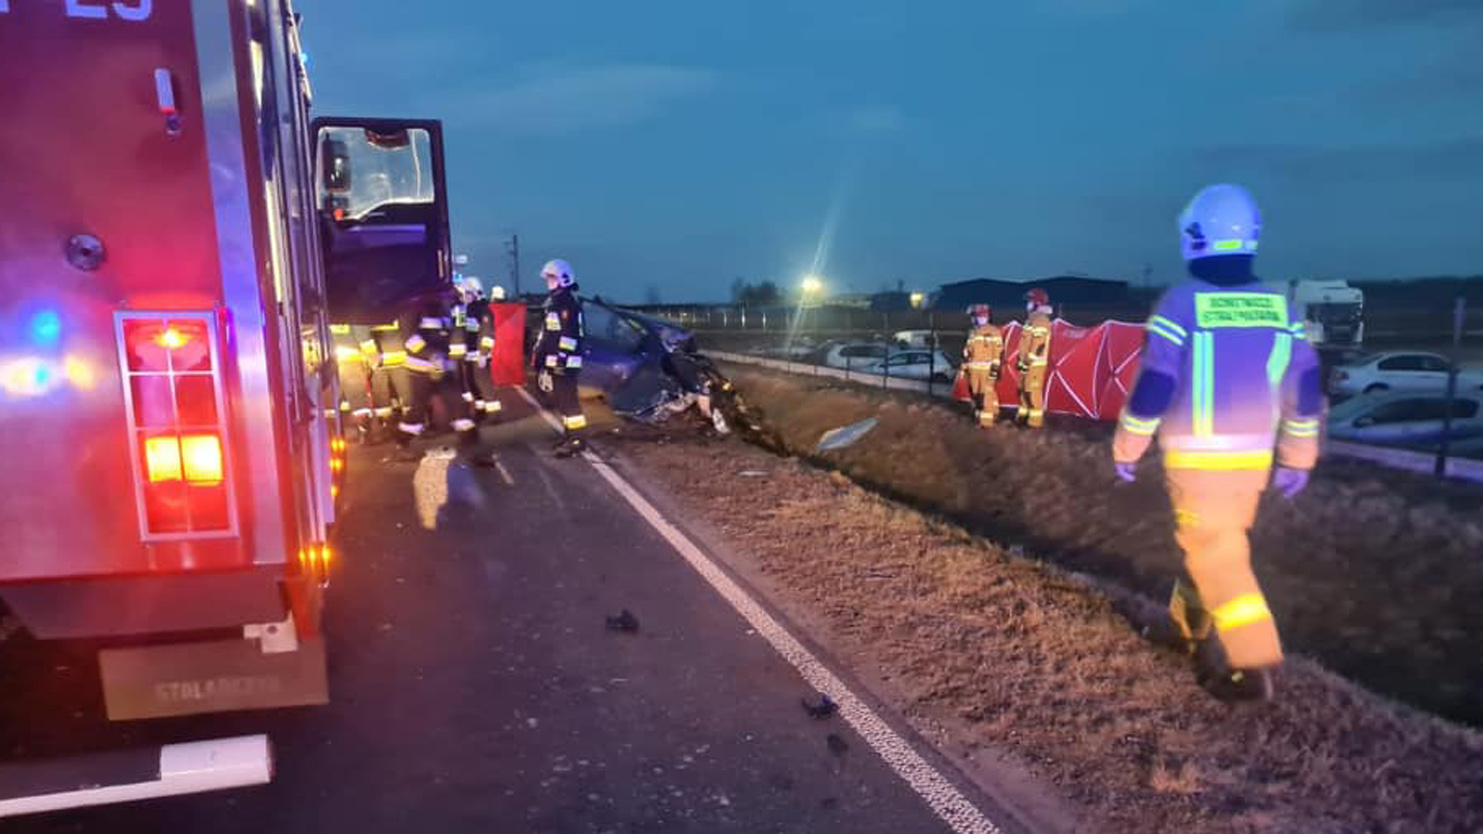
xmin=967 ymin=369 xmax=998 ymax=426
xmin=390 ymin=366 xmax=467 ymax=438
xmin=551 ymin=371 xmax=586 ymax=437
xmin=1018 ymin=365 xmax=1047 ymax=428
xmin=460 ymin=360 xmax=503 ymax=419
xmin=1165 ymin=467 xmax=1282 ymax=670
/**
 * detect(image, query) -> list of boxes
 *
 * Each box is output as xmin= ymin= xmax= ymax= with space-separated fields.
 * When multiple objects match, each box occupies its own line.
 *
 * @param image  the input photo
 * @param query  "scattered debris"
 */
xmin=826 ymin=734 xmax=850 ymax=755
xmin=605 ymin=609 xmax=640 ymax=633
xmin=739 ymin=470 xmax=769 ymax=477
xmin=801 ymin=693 xmax=838 ymax=719
xmin=816 ymin=417 xmax=879 ymax=453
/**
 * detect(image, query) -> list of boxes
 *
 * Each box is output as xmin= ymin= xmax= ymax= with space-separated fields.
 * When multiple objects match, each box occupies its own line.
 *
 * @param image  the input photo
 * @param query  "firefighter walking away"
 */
xmin=962 ymin=304 xmax=1003 ymax=427
xmin=1112 ymin=183 xmax=1325 ymax=703
xmin=1017 ymin=288 xmax=1052 ymax=428
xmin=534 ymin=259 xmax=588 ymax=458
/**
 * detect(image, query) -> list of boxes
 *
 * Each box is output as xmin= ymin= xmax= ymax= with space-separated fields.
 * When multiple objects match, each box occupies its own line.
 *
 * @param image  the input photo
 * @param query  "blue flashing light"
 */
xmin=30 ymin=309 xmax=62 ymax=347
xmin=33 ymin=363 xmax=52 ymax=388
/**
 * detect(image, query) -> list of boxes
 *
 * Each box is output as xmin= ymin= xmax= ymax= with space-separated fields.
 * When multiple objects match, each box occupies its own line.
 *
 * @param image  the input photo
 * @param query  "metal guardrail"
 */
xmin=711 ymin=350 xmax=1483 ymax=485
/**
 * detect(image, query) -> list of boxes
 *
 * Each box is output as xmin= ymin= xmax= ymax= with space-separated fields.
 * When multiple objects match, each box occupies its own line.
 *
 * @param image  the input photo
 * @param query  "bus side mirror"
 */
xmin=322 ymin=138 xmax=351 ymax=194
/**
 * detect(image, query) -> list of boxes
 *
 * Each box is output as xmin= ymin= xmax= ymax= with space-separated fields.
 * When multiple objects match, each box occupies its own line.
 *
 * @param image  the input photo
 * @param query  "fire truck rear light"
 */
xmin=118 ymin=312 xmax=236 ymax=538
xmin=132 ymin=376 xmax=175 ymax=427
xmin=181 ymin=434 xmax=224 ymax=484
xmin=175 ymin=376 xmax=218 ymax=425
xmin=145 ymin=436 xmax=184 ymax=483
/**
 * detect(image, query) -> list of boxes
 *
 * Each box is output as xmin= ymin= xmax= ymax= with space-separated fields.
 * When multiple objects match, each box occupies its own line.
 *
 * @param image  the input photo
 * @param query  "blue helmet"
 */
xmin=1179 ymin=184 xmax=1260 ymax=262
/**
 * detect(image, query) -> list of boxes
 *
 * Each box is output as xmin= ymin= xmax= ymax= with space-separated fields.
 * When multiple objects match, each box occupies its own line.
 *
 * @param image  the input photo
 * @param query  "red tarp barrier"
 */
xmin=954 ymin=319 xmax=1147 ymax=421
xmin=487 ymin=302 xmax=527 ymax=387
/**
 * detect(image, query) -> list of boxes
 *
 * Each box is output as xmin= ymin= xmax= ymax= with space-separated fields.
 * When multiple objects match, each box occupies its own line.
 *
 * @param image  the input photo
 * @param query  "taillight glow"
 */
xmin=181 ymin=434 xmax=224 ymax=484
xmin=155 ymin=327 xmax=188 ymax=350
xmin=145 ymin=436 xmax=184 ymax=483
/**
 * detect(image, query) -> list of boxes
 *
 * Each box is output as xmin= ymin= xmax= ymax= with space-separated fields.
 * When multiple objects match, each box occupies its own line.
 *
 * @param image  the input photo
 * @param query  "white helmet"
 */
xmin=1179 ymin=183 xmax=1260 ymax=261
xmin=457 ymin=274 xmax=484 ymax=301
xmin=541 ymin=259 xmax=575 ymax=288
xmin=488 ymin=285 xmax=507 ymax=301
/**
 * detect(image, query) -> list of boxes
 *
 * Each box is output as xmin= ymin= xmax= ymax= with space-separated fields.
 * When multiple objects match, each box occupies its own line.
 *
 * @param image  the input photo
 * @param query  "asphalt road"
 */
xmin=0 ymin=392 xmax=1011 ymax=833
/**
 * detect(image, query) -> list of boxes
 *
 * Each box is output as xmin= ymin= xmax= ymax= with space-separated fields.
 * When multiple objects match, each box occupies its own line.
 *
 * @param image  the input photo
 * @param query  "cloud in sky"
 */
xmin=436 ymin=64 xmax=719 ymax=135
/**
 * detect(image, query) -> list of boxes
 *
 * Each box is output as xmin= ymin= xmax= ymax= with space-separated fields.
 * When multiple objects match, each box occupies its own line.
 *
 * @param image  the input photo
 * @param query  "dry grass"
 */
xmin=724 ymin=366 xmax=1483 ymax=729
xmin=611 ymin=372 xmax=1483 ymax=832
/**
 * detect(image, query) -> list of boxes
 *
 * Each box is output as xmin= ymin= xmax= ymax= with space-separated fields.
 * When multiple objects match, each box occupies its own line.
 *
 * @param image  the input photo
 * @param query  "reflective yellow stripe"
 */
xmin=405 ymin=356 xmax=439 ymax=373
xmin=380 ymin=350 xmax=408 ymax=366
xmin=480 ymin=337 xmax=495 ymax=350
xmin=370 ymin=323 xmax=399 ymax=332
xmin=1147 ymin=318 xmax=1186 ymax=347
xmin=448 ymin=344 xmax=468 ymax=357
xmin=558 ymin=336 xmax=578 ymax=352
xmin=405 ymin=334 xmax=427 ymax=353
xmin=1148 ymin=315 xmax=1188 ymax=340
xmin=1164 ymin=449 xmax=1274 ymax=470
xmin=545 ymin=313 xmax=561 ymax=331
xmin=1119 ymin=411 xmax=1161 ymax=436
xmin=1211 ymin=594 xmax=1272 ymax=631
xmin=563 ymin=414 xmax=587 ymax=430
xmin=330 ymin=323 xmax=351 ymax=335
xmin=1283 ymin=419 xmax=1320 ymax=438
xmin=359 ymin=340 xmax=378 ymax=354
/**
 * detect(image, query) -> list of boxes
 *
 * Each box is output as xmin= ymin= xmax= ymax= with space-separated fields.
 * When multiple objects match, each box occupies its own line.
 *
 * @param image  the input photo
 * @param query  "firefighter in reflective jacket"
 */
xmin=1112 ymin=183 xmax=1324 ymax=703
xmin=360 ymin=322 xmax=402 ymax=437
xmin=391 ymin=289 xmax=474 ymax=453
xmin=962 ymin=304 xmax=1003 ymax=427
xmin=331 ymin=323 xmax=375 ymax=439
xmin=451 ymin=276 xmax=503 ymax=426
xmin=533 ymin=259 xmax=587 ymax=457
xmin=1016 ymin=288 xmax=1053 ymax=428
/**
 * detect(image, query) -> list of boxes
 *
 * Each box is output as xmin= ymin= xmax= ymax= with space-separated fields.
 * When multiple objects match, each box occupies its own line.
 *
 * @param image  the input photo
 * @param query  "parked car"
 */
xmin=1327 ymin=391 xmax=1483 ymax=455
xmin=821 ymin=341 xmax=894 ymax=371
xmin=892 ymin=330 xmax=939 ymax=350
xmin=1327 ymin=351 xmax=1483 ymax=398
xmin=856 ymin=349 xmax=957 ymax=382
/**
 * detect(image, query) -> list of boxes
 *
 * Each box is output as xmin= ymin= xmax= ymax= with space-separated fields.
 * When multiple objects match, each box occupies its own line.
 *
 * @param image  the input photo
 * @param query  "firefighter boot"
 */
xmin=554 ymin=435 xmax=588 ymax=458
xmin=1194 ymin=634 xmax=1275 ymax=703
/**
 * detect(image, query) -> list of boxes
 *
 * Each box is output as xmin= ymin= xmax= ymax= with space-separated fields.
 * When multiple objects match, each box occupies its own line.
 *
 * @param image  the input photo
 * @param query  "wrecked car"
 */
xmin=533 ymin=297 xmax=763 ymax=438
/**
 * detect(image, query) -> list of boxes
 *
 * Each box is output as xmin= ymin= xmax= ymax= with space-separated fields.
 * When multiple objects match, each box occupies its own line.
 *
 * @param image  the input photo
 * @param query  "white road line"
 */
xmin=517 ymin=386 xmax=1002 ymax=834
xmin=494 ymin=459 xmax=516 ymax=487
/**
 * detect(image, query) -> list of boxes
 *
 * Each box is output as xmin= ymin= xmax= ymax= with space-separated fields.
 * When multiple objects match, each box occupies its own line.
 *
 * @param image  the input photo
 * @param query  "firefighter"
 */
xmin=451 ymin=276 xmax=503 ymax=428
xmin=1112 ymin=183 xmax=1324 ymax=702
xmin=962 ymin=304 xmax=1003 ymax=427
xmin=362 ymin=322 xmax=402 ymax=439
xmin=391 ymin=288 xmax=474 ymax=456
xmin=532 ymin=259 xmax=587 ymax=457
xmin=331 ymin=323 xmax=375 ymax=441
xmin=1016 ymin=288 xmax=1053 ymax=428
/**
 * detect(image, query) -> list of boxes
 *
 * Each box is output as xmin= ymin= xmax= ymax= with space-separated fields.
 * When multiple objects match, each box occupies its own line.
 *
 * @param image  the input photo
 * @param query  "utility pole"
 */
xmin=506 ymin=234 xmax=521 ymax=298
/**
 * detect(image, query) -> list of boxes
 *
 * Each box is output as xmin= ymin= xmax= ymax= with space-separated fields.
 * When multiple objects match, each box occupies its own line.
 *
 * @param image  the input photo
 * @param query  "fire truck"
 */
xmin=0 ymin=0 xmax=449 ymax=814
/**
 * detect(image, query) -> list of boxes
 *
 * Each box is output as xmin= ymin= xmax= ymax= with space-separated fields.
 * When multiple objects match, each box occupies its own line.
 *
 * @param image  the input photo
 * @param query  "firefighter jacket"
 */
xmin=397 ymin=295 xmax=454 ymax=376
xmin=535 ymin=286 xmax=584 ymax=373
xmin=963 ymin=324 xmax=1004 ymax=376
xmin=451 ymin=299 xmax=495 ymax=366
xmin=1113 ymin=279 xmax=1324 ymax=472
xmin=1019 ymin=309 xmax=1052 ymax=371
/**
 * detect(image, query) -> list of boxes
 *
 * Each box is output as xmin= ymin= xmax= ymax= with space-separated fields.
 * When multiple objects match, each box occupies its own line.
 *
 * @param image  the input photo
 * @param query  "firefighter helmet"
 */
xmin=542 ymin=259 xmax=576 ymax=288
xmin=1025 ymin=288 xmax=1050 ymax=308
xmin=489 ymin=285 xmax=507 ymax=301
xmin=456 ymin=274 xmax=484 ymax=301
xmin=968 ymin=303 xmax=991 ymax=324
xmin=1179 ymin=183 xmax=1260 ymax=261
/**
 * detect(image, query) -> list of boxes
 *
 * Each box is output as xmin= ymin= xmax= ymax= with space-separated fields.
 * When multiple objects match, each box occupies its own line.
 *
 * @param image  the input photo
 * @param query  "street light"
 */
xmin=910 ymin=292 xmax=925 ymax=309
xmin=800 ymin=275 xmax=824 ymax=297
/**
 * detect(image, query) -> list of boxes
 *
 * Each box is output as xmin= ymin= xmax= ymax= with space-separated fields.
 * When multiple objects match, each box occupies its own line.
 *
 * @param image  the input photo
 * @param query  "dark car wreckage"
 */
xmin=533 ymin=298 xmax=763 ymax=438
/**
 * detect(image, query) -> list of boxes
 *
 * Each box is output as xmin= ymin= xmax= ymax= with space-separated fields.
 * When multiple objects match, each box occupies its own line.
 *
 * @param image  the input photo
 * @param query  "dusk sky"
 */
xmin=304 ymin=0 xmax=1483 ymax=302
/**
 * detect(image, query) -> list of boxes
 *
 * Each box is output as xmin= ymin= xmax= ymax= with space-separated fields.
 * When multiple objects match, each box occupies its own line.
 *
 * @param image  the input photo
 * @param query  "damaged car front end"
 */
xmin=534 ymin=298 xmax=764 ymax=439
